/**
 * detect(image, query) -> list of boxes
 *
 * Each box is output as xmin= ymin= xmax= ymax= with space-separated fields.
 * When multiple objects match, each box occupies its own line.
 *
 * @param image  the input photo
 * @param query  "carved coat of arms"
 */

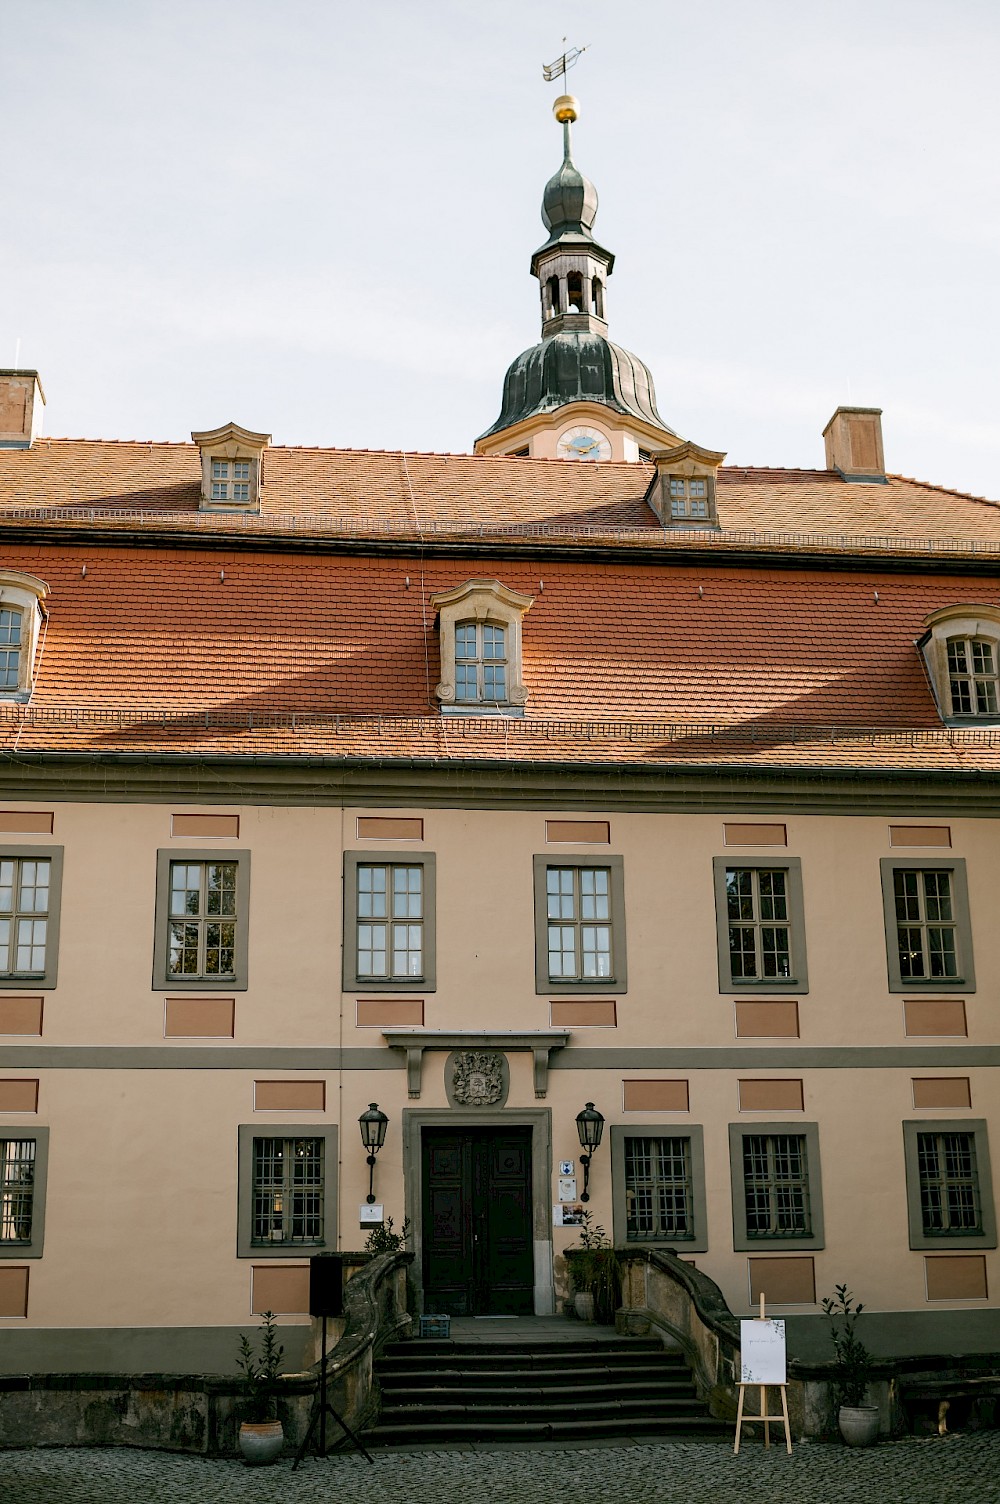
xmin=451 ymin=1050 xmax=504 ymax=1106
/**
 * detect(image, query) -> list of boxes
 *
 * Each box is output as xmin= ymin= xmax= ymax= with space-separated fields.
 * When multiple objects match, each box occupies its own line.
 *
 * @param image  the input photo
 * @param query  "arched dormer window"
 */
xmin=0 ymin=573 xmax=48 ymax=700
xmin=920 ymin=605 xmax=1000 ymax=722
xmin=430 ymin=579 xmax=534 ymax=717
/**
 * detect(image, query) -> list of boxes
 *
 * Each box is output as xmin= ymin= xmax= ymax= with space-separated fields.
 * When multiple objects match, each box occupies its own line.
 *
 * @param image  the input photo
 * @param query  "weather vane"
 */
xmin=542 ymin=39 xmax=589 ymax=84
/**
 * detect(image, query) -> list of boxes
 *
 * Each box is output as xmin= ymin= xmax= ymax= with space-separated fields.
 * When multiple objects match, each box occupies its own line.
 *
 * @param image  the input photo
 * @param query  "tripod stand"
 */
xmin=291 ymin=1314 xmax=375 ymax=1469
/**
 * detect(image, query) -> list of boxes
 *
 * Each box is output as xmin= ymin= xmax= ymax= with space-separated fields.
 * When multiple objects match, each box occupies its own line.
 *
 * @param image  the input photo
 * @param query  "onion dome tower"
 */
xmin=475 ymin=95 xmax=681 ymax=462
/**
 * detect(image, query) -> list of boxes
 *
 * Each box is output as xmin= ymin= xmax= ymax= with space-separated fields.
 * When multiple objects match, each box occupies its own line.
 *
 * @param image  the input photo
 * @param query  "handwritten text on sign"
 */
xmin=739 ymin=1319 xmax=787 ymax=1385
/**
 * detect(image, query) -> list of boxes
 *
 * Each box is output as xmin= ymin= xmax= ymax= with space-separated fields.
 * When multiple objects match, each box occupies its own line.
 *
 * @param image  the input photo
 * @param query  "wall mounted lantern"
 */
xmin=358 ymin=1102 xmax=389 ymax=1204
xmin=575 ymin=1101 xmax=605 ymax=1203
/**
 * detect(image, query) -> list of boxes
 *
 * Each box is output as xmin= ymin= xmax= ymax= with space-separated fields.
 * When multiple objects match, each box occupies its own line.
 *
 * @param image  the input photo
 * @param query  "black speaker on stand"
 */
xmin=292 ymin=1256 xmax=373 ymax=1470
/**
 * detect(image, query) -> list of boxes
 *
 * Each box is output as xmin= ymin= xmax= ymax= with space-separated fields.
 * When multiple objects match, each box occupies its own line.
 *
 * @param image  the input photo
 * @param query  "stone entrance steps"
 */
xmin=365 ymin=1335 xmax=729 ymax=1445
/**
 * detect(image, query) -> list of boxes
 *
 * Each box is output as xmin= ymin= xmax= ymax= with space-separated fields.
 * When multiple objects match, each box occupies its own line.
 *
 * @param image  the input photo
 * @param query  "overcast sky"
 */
xmin=4 ymin=0 xmax=999 ymax=499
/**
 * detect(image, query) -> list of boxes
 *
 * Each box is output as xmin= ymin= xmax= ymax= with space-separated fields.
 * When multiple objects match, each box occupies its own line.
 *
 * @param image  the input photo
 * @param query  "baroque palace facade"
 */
xmin=0 ymin=97 xmax=998 ymax=1374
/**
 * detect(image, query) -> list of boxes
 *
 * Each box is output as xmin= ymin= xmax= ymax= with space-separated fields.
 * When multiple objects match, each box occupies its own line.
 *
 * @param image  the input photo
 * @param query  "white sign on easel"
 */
xmin=739 ymin=1319 xmax=786 ymax=1385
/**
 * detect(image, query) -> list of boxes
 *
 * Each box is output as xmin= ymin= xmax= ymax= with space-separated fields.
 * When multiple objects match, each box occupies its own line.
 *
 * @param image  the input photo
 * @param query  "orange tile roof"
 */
xmin=1 ymin=440 xmax=998 ymax=552
xmin=0 ymin=440 xmax=997 ymax=771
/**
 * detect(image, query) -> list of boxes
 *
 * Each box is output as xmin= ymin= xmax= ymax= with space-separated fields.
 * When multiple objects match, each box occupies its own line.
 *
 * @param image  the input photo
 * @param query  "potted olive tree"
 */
xmin=822 ymin=1284 xmax=879 ymax=1446
xmin=565 ymin=1212 xmax=622 ymax=1324
xmin=236 ymin=1310 xmax=285 ymax=1464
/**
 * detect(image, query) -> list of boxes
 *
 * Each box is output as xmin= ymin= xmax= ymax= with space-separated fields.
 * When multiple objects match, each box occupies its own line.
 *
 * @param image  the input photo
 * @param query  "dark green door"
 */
xmin=422 ymin=1126 xmax=533 ymax=1316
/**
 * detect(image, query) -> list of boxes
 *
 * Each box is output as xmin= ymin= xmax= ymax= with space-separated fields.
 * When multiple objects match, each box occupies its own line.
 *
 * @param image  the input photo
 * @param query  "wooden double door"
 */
xmin=421 ymin=1126 xmax=534 ymax=1316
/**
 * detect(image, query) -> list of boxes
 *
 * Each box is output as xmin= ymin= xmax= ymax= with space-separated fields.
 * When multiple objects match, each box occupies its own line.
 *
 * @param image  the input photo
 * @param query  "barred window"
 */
xmin=726 ymin=868 xmax=791 ymax=980
xmin=918 ymin=1131 xmax=982 ymax=1236
xmin=0 ymin=610 xmax=22 ymax=690
xmin=167 ymin=861 xmax=237 ymax=978
xmin=454 ymin=621 xmax=508 ymax=704
xmin=252 ymin=1136 xmax=324 ymax=1245
xmin=0 ymin=858 xmax=50 ymax=977
xmin=625 ymin=1136 xmax=692 ymax=1240
xmin=742 ymin=1133 xmax=812 ymax=1238
xmin=357 ymin=864 xmax=424 ymax=979
xmin=547 ymin=866 xmax=612 ymax=980
xmin=893 ymin=869 xmax=958 ymax=979
xmin=0 ymin=1139 xmax=35 ymax=1244
xmin=947 ymin=637 xmax=1000 ymax=717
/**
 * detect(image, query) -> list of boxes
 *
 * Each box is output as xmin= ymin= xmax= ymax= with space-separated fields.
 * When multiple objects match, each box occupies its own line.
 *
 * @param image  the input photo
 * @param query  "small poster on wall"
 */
xmin=553 ymin=1203 xmax=586 ymax=1226
xmin=739 ymin=1319 xmax=787 ymax=1385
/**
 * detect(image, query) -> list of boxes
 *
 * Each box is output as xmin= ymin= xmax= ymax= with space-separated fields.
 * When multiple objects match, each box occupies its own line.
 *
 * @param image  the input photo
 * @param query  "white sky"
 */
xmin=4 ymin=0 xmax=999 ymax=499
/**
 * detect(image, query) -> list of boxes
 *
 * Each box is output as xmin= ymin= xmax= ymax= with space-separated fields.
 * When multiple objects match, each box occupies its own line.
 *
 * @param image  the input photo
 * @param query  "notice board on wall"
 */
xmin=739 ymin=1319 xmax=787 ymax=1385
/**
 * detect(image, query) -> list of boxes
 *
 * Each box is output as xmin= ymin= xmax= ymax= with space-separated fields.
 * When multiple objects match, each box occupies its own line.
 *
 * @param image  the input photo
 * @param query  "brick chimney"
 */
xmin=0 ymin=371 xmax=45 ymax=449
xmin=823 ymin=406 xmax=885 ymax=483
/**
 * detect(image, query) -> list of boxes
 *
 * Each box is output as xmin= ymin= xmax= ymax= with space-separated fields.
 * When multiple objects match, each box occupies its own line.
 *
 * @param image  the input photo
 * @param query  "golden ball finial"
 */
xmin=553 ymin=93 xmax=579 ymax=124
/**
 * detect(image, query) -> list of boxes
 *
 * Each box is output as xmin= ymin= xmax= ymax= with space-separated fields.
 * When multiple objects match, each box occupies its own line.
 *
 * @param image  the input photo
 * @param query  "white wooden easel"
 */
xmin=733 ymin=1294 xmax=793 ymax=1454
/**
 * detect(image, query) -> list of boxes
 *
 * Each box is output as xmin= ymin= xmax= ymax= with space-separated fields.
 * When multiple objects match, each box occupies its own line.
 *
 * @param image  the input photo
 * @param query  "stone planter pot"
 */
xmin=838 ymin=1405 xmax=880 ymax=1447
xmin=238 ymin=1420 xmax=284 ymax=1465
xmin=573 ymin=1291 xmax=595 ymax=1322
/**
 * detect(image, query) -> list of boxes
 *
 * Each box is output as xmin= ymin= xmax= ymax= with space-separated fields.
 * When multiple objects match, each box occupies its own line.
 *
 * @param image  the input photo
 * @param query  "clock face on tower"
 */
xmin=557 ymin=425 xmax=612 ymax=461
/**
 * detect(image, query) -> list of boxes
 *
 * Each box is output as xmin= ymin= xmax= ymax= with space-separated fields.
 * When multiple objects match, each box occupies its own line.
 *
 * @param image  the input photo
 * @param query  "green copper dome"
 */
xmin=477 ymin=328 xmax=676 ymax=442
xmin=541 ymin=153 xmax=598 ymax=240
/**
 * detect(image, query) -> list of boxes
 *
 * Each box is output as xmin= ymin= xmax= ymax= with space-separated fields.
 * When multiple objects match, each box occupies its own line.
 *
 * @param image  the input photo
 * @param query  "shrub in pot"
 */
xmin=821 ymin=1284 xmax=879 ymax=1446
xmin=566 ymin=1212 xmax=622 ymax=1325
xmin=236 ymin=1310 xmax=285 ymax=1464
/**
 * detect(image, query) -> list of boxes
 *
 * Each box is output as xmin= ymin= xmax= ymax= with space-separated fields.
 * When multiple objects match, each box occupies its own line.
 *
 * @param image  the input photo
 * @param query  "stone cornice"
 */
xmin=2 ymin=519 xmax=1000 ymax=577
xmin=1 ymin=751 xmax=1000 ymax=814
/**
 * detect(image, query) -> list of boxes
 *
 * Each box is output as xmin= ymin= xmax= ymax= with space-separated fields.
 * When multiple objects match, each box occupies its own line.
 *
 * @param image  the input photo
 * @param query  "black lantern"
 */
xmin=575 ymin=1101 xmax=605 ymax=1203
xmin=358 ymin=1103 xmax=389 ymax=1204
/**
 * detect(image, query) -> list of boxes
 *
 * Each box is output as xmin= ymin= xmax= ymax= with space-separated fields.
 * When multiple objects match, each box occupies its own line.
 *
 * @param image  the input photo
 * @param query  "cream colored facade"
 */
xmin=2 ymin=794 xmax=997 ymax=1371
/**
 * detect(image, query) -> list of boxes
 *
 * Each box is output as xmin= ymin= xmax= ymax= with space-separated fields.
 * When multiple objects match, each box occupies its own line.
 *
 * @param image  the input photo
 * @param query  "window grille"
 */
xmin=625 ymin=1136 xmax=692 ymax=1239
xmin=726 ymin=868 xmax=791 ymax=980
xmin=947 ymin=637 xmax=1000 ymax=716
xmin=546 ymin=866 xmax=612 ymax=980
xmin=0 ymin=858 xmax=50 ymax=976
xmin=252 ymin=1136 xmax=323 ymax=1245
xmin=742 ymin=1133 xmax=811 ymax=1237
xmin=454 ymin=621 xmax=507 ymax=703
xmin=356 ymin=864 xmax=423 ymax=979
xmin=167 ymin=861 xmax=237 ymax=978
xmin=893 ymin=869 xmax=958 ymax=979
xmin=918 ymin=1131 xmax=982 ymax=1235
xmin=0 ymin=1138 xmax=35 ymax=1243
xmin=0 ymin=609 xmax=21 ymax=689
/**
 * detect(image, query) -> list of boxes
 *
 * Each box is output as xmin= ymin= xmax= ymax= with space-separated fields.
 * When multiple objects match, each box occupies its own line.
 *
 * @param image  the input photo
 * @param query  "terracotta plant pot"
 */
xmin=838 ymin=1405 xmax=880 ymax=1446
xmin=238 ymin=1420 xmax=284 ymax=1465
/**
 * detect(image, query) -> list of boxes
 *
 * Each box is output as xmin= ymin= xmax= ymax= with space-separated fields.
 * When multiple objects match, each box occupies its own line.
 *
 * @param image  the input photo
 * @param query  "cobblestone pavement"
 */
xmin=2 ymin=1434 xmax=999 ymax=1504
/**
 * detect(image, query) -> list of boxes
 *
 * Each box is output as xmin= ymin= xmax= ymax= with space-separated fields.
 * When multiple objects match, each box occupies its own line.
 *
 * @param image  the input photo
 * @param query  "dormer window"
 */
xmin=430 ymin=580 xmax=534 ymax=717
xmin=920 ymin=606 xmax=1000 ymax=723
xmin=191 ymin=422 xmax=271 ymax=512
xmin=0 ymin=574 xmax=47 ymax=701
xmin=648 ymin=441 xmax=726 ymax=529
